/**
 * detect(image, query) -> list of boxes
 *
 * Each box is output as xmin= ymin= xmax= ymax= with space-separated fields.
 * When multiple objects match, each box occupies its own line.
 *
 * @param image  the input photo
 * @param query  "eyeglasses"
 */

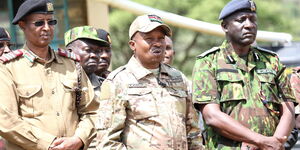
xmin=32 ymin=19 xmax=57 ymax=27
xmin=0 ymin=42 xmax=14 ymax=49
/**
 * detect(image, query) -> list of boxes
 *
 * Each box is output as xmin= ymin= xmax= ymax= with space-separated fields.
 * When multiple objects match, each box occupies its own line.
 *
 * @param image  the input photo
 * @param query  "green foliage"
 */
xmin=108 ymin=0 xmax=300 ymax=78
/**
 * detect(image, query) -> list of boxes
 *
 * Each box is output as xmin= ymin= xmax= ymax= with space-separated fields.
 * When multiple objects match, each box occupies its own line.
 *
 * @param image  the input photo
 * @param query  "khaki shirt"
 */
xmin=0 ymin=45 xmax=99 ymax=150
xmin=96 ymin=56 xmax=203 ymax=150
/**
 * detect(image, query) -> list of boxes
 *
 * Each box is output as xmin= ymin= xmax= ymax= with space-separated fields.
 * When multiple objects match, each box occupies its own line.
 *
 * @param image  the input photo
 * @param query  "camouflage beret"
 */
xmin=219 ymin=0 xmax=256 ymax=20
xmin=12 ymin=0 xmax=54 ymax=25
xmin=0 ymin=27 xmax=10 ymax=41
xmin=64 ymin=26 xmax=109 ymax=46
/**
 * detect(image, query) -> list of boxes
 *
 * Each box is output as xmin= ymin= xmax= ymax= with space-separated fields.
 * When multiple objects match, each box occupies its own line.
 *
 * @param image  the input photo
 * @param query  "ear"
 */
xmin=128 ymin=40 xmax=136 ymax=52
xmin=221 ymin=21 xmax=228 ymax=33
xmin=18 ymin=21 xmax=26 ymax=31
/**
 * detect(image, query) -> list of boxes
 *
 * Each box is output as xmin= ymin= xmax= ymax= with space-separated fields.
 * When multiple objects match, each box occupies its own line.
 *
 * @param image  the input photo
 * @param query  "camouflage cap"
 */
xmin=64 ymin=26 xmax=108 ymax=46
xmin=129 ymin=14 xmax=172 ymax=39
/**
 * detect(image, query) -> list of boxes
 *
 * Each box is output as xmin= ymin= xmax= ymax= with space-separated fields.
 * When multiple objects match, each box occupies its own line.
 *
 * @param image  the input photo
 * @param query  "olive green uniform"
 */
xmin=192 ymin=41 xmax=296 ymax=149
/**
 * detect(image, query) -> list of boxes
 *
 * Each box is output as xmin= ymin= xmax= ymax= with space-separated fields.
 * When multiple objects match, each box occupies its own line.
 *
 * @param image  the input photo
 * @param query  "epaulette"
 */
xmin=255 ymin=46 xmax=277 ymax=56
xmin=0 ymin=49 xmax=23 ymax=63
xmin=57 ymin=48 xmax=80 ymax=62
xmin=197 ymin=47 xmax=220 ymax=58
xmin=107 ymin=65 xmax=126 ymax=80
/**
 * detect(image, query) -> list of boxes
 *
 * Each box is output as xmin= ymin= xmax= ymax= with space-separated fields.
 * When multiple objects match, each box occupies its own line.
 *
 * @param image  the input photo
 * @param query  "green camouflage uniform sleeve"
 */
xmin=192 ymin=55 xmax=219 ymax=104
xmin=274 ymin=55 xmax=296 ymax=102
xmin=186 ymin=90 xmax=205 ymax=149
xmin=96 ymin=79 xmax=128 ymax=150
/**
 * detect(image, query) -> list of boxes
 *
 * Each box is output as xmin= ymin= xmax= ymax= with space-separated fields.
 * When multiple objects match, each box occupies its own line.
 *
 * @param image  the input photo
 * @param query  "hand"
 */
xmin=49 ymin=136 xmax=83 ymax=150
xmin=241 ymin=142 xmax=259 ymax=150
xmin=256 ymin=136 xmax=286 ymax=150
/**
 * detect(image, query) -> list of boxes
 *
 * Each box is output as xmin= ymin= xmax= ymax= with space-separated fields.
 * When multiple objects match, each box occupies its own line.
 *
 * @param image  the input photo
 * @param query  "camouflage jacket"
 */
xmin=96 ymin=56 xmax=203 ymax=150
xmin=192 ymin=41 xmax=296 ymax=150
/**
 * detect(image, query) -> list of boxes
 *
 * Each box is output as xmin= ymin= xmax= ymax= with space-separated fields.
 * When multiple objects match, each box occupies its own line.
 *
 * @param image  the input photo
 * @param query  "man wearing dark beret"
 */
xmin=193 ymin=0 xmax=296 ymax=149
xmin=0 ymin=0 xmax=99 ymax=150
xmin=0 ymin=27 xmax=12 ymax=56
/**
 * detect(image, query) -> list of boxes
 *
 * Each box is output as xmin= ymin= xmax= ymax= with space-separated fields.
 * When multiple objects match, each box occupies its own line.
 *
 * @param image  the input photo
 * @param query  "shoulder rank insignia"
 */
xmin=0 ymin=49 xmax=23 ymax=63
xmin=255 ymin=46 xmax=277 ymax=56
xmin=197 ymin=47 xmax=220 ymax=58
xmin=57 ymin=48 xmax=80 ymax=62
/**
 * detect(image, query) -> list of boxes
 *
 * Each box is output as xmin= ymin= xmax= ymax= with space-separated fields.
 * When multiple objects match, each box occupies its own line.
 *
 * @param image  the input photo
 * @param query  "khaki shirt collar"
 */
xmin=22 ymin=44 xmax=63 ymax=66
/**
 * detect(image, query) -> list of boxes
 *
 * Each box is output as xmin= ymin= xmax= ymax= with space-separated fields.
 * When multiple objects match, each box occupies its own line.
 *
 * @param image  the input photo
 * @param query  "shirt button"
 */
xmin=56 ymin=112 xmax=60 ymax=116
xmin=52 ymin=90 xmax=55 ymax=94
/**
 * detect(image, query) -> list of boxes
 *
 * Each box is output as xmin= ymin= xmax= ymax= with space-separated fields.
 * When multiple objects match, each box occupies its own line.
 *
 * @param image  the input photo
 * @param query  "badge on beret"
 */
xmin=249 ymin=0 xmax=256 ymax=11
xmin=47 ymin=2 xmax=54 ymax=12
xmin=107 ymin=34 xmax=111 ymax=44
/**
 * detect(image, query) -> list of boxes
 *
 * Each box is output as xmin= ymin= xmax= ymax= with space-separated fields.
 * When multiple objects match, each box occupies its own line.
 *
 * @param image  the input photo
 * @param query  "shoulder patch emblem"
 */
xmin=57 ymin=48 xmax=80 ymax=62
xmin=0 ymin=49 xmax=23 ymax=63
xmin=255 ymin=46 xmax=277 ymax=56
xmin=197 ymin=47 xmax=220 ymax=58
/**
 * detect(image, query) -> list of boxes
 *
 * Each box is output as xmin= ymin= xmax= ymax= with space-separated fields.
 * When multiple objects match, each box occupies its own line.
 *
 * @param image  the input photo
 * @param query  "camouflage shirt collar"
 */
xmin=127 ymin=56 xmax=154 ymax=80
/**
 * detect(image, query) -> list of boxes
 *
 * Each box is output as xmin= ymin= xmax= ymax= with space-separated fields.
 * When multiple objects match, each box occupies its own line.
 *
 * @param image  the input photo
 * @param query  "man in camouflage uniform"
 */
xmin=96 ymin=14 xmax=203 ymax=150
xmin=0 ymin=0 xmax=98 ymax=149
xmin=65 ymin=26 xmax=111 ymax=98
xmin=192 ymin=0 xmax=296 ymax=149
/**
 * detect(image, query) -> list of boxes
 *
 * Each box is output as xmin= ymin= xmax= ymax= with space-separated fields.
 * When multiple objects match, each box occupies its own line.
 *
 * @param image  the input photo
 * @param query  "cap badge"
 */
xmin=47 ymin=2 xmax=54 ymax=11
xmin=249 ymin=0 xmax=256 ymax=11
xmin=107 ymin=34 xmax=111 ymax=44
xmin=148 ymin=15 xmax=163 ymax=24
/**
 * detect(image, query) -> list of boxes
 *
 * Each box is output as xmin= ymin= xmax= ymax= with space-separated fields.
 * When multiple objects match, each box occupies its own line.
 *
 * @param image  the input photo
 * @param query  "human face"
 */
xmin=0 ymin=41 xmax=11 ymax=56
xmin=96 ymin=46 xmax=112 ymax=73
xmin=71 ymin=40 xmax=101 ymax=75
xmin=19 ymin=14 xmax=55 ymax=48
xmin=222 ymin=11 xmax=257 ymax=46
xmin=163 ymin=36 xmax=175 ymax=65
xmin=129 ymin=27 xmax=166 ymax=69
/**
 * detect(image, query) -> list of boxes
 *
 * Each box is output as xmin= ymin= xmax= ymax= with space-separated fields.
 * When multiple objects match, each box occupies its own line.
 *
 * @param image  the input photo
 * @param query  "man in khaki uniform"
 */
xmin=96 ymin=14 xmax=203 ymax=150
xmin=0 ymin=0 xmax=98 ymax=150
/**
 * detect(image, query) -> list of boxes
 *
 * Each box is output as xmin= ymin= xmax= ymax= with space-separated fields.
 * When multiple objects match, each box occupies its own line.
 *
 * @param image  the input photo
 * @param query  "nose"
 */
xmin=90 ymin=51 xmax=100 ymax=60
xmin=42 ymin=21 xmax=50 ymax=31
xmin=3 ymin=46 xmax=10 ymax=53
xmin=244 ymin=18 xmax=255 ymax=29
xmin=100 ymin=52 xmax=109 ymax=59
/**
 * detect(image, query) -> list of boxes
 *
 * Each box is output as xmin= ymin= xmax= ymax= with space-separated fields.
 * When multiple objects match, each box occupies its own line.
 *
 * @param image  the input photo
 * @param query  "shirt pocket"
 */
xmin=168 ymin=89 xmax=188 ymax=114
xmin=217 ymin=72 xmax=246 ymax=103
xmin=257 ymin=74 xmax=281 ymax=109
xmin=61 ymin=79 xmax=77 ymax=110
xmin=127 ymin=88 xmax=158 ymax=120
xmin=17 ymin=84 xmax=42 ymax=117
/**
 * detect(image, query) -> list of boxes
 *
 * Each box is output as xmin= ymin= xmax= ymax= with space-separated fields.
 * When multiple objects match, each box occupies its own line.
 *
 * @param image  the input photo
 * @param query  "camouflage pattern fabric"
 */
xmin=290 ymin=67 xmax=300 ymax=114
xmin=192 ymin=40 xmax=296 ymax=150
xmin=96 ymin=56 xmax=204 ymax=150
xmin=64 ymin=26 xmax=107 ymax=46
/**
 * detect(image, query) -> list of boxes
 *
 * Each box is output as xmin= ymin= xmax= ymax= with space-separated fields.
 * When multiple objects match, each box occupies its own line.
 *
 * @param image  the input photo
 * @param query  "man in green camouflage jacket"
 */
xmin=192 ymin=0 xmax=296 ymax=149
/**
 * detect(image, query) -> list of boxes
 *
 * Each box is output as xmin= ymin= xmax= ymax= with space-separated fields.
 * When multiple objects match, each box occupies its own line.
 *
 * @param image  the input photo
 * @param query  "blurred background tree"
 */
xmin=108 ymin=0 xmax=300 ymax=78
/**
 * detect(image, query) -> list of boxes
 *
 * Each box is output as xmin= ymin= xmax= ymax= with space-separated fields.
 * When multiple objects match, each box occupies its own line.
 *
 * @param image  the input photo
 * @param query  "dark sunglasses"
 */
xmin=32 ymin=19 xmax=57 ymax=27
xmin=0 ymin=42 xmax=13 ymax=49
